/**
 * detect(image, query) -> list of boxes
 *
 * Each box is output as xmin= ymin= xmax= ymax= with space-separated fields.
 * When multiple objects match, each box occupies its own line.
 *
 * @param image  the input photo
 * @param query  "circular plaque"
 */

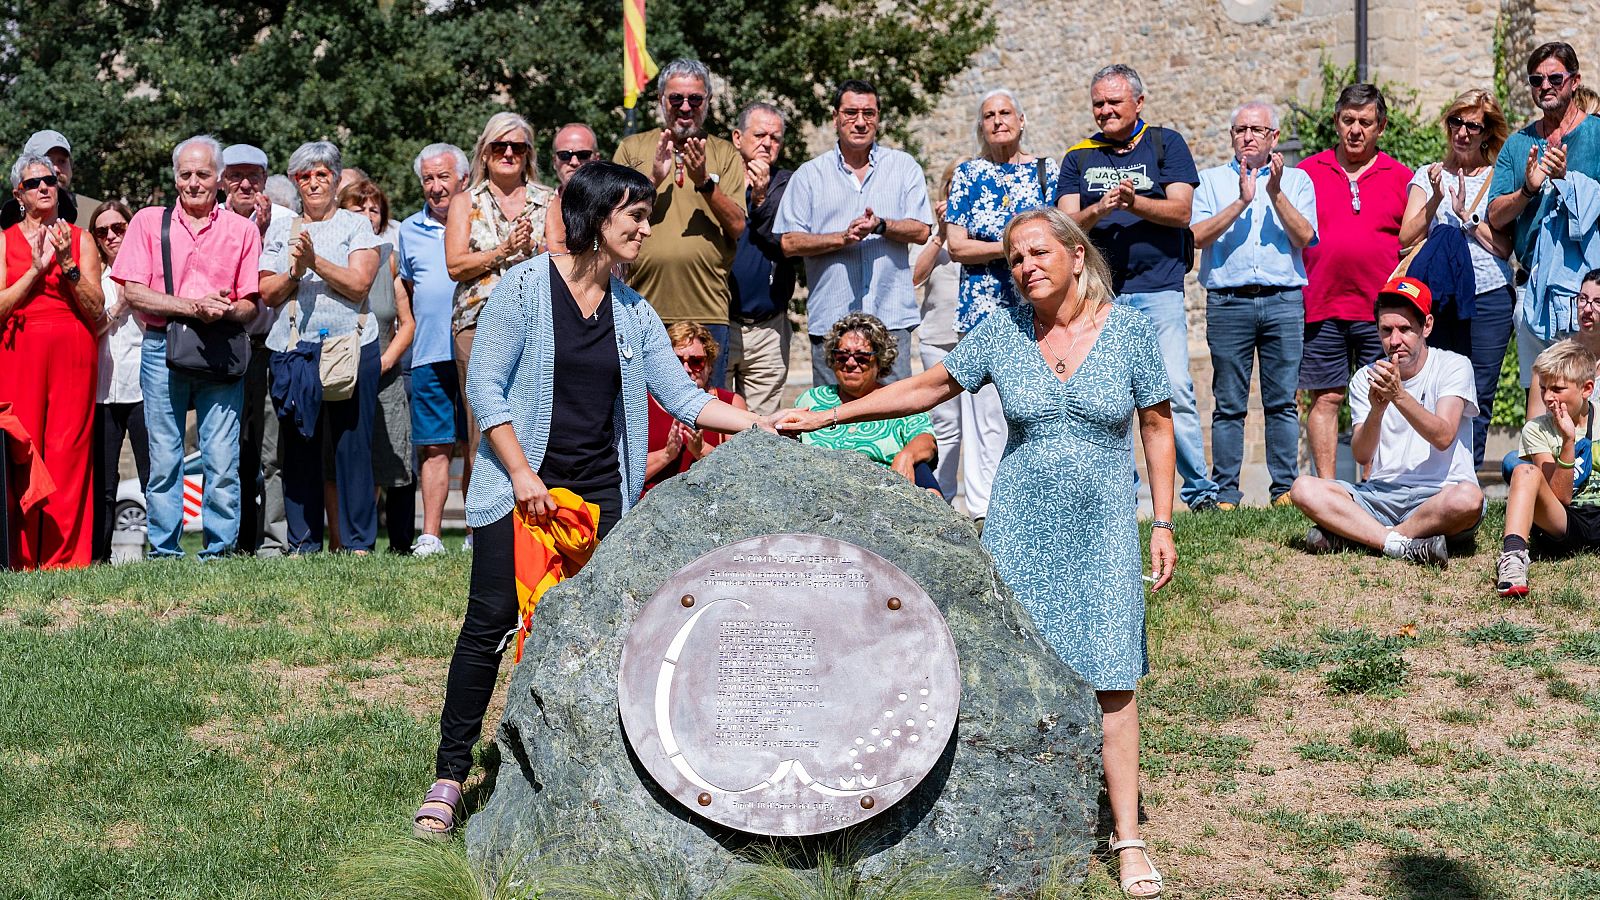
xmin=617 ymin=534 xmax=961 ymax=836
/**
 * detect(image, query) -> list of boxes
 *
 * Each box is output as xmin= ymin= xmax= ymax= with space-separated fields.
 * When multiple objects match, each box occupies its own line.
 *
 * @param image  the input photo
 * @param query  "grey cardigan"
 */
xmin=463 ymin=253 xmax=714 ymax=527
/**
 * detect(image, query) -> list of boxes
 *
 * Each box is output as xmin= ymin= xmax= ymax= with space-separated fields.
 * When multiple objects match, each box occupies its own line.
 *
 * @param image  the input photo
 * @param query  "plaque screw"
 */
xmin=681 ymin=594 xmax=696 ymax=608
xmin=697 ymin=792 xmax=712 ymax=806
xmin=886 ymin=597 xmax=902 ymax=611
xmin=860 ymin=796 xmax=875 ymax=810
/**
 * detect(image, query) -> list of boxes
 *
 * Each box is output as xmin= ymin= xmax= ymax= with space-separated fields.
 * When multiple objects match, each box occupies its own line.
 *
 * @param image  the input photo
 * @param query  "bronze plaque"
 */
xmin=617 ymin=534 xmax=961 ymax=837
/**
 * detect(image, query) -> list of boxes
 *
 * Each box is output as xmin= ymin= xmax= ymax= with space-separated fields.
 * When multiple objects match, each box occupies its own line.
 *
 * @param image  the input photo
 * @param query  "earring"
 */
xmin=592 ymin=236 xmax=600 ymax=252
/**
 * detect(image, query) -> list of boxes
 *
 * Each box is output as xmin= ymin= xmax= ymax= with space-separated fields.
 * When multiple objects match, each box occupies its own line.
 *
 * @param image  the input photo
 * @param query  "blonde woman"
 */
xmin=1399 ymin=88 xmax=1512 ymax=464
xmin=777 ymin=206 xmax=1176 ymax=897
xmin=445 ymin=112 xmax=557 ymax=522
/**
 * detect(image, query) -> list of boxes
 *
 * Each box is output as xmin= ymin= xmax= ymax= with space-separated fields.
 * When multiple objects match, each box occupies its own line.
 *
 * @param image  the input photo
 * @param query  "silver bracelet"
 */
xmin=1150 ymin=520 xmax=1175 ymax=532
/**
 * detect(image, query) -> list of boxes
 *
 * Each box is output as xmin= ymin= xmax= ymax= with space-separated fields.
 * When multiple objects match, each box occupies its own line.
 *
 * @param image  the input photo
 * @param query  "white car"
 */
xmin=115 ymin=451 xmax=206 ymax=534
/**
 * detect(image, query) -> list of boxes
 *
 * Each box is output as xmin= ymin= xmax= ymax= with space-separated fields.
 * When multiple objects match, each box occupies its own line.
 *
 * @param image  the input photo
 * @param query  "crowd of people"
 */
xmin=8 ymin=43 xmax=1600 ymax=898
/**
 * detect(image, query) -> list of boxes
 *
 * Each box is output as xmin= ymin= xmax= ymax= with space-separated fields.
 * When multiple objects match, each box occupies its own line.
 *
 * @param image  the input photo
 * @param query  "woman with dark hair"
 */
xmin=413 ymin=161 xmax=772 ymax=839
xmin=1399 ymin=89 xmax=1513 ymax=466
xmin=89 ymin=199 xmax=147 ymax=561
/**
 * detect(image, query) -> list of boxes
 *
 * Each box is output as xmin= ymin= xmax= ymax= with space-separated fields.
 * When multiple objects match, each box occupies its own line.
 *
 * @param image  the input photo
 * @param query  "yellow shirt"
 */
xmin=614 ymin=131 xmax=747 ymax=325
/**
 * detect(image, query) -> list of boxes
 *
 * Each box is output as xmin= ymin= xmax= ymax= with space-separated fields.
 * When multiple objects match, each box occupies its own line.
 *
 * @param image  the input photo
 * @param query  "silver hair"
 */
xmin=286 ymin=140 xmax=343 ymax=179
xmin=1230 ymin=100 xmax=1280 ymax=131
xmin=172 ymin=134 xmax=224 ymax=174
xmin=735 ymin=101 xmax=786 ymax=132
xmin=1090 ymin=63 xmax=1145 ymax=99
xmin=657 ymin=58 xmax=712 ymax=97
xmin=9 ymin=153 xmax=58 ymax=187
xmin=974 ymin=88 xmax=1026 ymax=149
xmin=413 ymin=143 xmax=470 ymax=179
xmin=264 ymin=174 xmax=300 ymax=212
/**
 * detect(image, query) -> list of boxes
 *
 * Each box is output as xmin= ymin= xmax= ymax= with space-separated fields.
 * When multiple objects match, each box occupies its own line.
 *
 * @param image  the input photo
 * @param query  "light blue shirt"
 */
xmin=397 ymin=207 xmax=454 ymax=368
xmin=1191 ymin=161 xmax=1318 ymax=290
xmin=1523 ymin=171 xmax=1600 ymax=341
xmin=774 ymin=143 xmax=934 ymax=335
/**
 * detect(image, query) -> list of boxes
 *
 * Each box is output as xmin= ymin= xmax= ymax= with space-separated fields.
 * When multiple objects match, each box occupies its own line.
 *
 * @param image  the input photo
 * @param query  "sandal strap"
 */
xmin=423 ymin=781 xmax=463 ymax=809
xmin=1110 ymin=838 xmax=1147 ymax=851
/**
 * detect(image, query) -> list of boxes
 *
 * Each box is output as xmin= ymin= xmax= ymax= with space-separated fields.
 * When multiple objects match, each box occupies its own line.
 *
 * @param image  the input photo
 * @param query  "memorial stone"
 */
xmin=468 ymin=430 xmax=1103 ymax=894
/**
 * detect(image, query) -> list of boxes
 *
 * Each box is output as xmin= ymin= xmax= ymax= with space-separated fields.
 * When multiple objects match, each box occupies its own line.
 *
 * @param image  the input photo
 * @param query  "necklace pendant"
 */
xmin=1055 ymin=360 xmax=1067 ymax=374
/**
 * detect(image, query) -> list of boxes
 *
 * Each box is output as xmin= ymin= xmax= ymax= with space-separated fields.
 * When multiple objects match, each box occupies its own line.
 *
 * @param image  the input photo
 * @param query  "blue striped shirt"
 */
xmin=463 ymin=252 xmax=713 ymax=527
xmin=774 ymin=143 xmax=933 ymax=335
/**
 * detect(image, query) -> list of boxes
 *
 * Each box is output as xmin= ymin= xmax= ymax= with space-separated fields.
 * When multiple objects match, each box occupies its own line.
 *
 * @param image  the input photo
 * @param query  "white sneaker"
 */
xmin=462 ymin=533 xmax=474 ymax=553
xmin=411 ymin=533 xmax=447 ymax=557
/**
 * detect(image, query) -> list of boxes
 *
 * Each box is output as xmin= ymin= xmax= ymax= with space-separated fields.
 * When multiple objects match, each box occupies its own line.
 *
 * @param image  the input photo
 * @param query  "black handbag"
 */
xmin=162 ymin=206 xmax=249 ymax=381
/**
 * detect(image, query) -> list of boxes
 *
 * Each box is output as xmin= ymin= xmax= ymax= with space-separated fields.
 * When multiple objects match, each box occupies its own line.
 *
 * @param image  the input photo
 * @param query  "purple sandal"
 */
xmin=412 ymin=781 xmax=463 ymax=841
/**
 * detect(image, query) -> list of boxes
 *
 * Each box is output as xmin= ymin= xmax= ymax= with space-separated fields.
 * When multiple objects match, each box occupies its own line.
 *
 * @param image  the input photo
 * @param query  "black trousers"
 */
xmin=434 ymin=486 xmax=621 ymax=782
xmin=92 ymin=402 xmax=150 ymax=562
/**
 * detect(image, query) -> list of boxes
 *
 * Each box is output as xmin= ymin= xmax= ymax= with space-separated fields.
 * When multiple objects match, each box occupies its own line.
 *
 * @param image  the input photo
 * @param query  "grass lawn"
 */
xmin=2 ymin=509 xmax=1598 ymax=898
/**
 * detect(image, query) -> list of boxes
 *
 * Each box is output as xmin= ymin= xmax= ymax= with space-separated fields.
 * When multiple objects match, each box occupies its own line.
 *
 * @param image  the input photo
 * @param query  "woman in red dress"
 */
xmin=642 ymin=322 xmax=747 ymax=493
xmin=0 ymin=154 xmax=104 ymax=568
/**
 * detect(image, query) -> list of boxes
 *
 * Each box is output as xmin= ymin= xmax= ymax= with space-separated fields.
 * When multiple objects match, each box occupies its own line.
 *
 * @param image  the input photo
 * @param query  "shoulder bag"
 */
xmin=1393 ymin=171 xmax=1495 ymax=278
xmin=163 ymin=207 xmax=250 ymax=381
xmin=284 ymin=217 xmax=367 ymax=402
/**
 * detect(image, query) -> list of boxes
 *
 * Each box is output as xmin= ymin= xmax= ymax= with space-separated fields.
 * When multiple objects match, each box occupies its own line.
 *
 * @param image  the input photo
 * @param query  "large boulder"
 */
xmin=467 ymin=429 xmax=1102 ymax=894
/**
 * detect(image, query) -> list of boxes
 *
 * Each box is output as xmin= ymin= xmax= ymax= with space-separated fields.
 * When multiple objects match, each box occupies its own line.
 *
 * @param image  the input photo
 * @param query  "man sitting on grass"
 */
xmin=1290 ymin=276 xmax=1485 ymax=566
xmin=1496 ymin=340 xmax=1600 ymax=597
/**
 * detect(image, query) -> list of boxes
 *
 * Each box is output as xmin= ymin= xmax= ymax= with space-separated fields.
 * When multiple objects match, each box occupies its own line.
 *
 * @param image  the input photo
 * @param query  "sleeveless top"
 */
xmin=451 ymin=179 xmax=555 ymax=334
xmin=3 ymin=222 xmax=86 ymax=325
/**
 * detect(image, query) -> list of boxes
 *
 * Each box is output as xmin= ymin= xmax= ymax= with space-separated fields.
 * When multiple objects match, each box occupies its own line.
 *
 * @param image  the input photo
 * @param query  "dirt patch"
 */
xmin=251 ymin=655 xmax=450 ymax=718
xmin=104 ymin=820 xmax=144 ymax=851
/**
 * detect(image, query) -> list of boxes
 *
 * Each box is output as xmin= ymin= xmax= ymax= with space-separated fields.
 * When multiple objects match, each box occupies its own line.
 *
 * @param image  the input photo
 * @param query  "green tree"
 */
xmin=1 ymin=0 xmax=993 ymax=212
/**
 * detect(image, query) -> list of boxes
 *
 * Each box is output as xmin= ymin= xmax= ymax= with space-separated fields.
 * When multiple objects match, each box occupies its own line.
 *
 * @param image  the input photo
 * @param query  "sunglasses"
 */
xmin=21 ymin=174 xmax=59 ymax=190
xmin=1445 ymin=115 xmax=1486 ymax=135
xmin=1528 ymin=72 xmax=1571 ymax=88
xmin=555 ymin=149 xmax=597 ymax=163
xmin=831 ymin=350 xmax=876 ymax=368
xmin=676 ymin=354 xmax=708 ymax=369
xmin=666 ymin=93 xmax=705 ymax=109
xmin=1348 ymin=177 xmax=1361 ymax=215
xmin=489 ymin=141 xmax=530 ymax=157
xmin=92 ymin=222 xmax=127 ymax=239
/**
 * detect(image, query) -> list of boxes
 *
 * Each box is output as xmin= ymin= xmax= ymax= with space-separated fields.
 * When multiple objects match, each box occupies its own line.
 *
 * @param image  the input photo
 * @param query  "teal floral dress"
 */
xmin=942 ymin=303 xmax=1170 ymax=690
xmin=796 ymin=385 xmax=932 ymax=465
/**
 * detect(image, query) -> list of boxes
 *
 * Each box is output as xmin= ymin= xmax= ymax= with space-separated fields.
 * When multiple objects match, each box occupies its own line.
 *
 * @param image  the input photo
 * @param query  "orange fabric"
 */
xmin=511 ymin=487 xmax=600 ymax=662
xmin=0 ymin=402 xmax=57 ymax=512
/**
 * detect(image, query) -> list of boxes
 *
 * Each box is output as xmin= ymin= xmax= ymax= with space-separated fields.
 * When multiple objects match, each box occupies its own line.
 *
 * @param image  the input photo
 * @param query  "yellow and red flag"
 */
xmin=622 ymin=0 xmax=659 ymax=110
xmin=511 ymin=488 xmax=601 ymax=662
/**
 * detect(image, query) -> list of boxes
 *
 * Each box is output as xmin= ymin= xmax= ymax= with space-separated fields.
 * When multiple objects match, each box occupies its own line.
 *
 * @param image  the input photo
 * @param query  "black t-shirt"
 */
xmin=539 ymin=258 xmax=622 ymax=500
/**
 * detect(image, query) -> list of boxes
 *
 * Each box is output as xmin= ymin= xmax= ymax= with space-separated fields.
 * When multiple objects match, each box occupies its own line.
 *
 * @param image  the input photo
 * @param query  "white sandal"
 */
xmin=1109 ymin=836 xmax=1164 ymax=898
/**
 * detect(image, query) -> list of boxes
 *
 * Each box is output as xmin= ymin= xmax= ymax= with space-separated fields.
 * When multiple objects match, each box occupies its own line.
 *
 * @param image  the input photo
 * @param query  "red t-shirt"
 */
xmin=642 ymin=388 xmax=733 ymax=493
xmin=1299 ymin=150 xmax=1413 ymax=323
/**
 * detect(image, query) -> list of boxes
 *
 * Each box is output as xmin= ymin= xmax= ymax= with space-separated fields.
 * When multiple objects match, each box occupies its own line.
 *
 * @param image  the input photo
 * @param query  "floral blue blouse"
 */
xmin=946 ymin=157 xmax=1060 ymax=333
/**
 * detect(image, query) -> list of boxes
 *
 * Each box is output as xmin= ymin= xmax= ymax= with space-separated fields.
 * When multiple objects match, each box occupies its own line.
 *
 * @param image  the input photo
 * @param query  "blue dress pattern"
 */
xmin=942 ymin=303 xmax=1170 ymax=689
xmin=946 ymin=157 xmax=1061 ymax=333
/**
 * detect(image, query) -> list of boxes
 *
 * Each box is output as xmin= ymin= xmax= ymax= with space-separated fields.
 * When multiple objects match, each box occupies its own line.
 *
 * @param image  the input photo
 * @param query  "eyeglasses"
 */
xmin=92 ymin=222 xmax=127 ymax=239
xmin=1348 ymin=178 xmax=1361 ymax=214
xmin=555 ymin=149 xmax=597 ymax=163
xmin=489 ymin=141 xmax=530 ymax=157
xmin=676 ymin=354 xmax=708 ymax=369
xmin=20 ymin=174 xmax=58 ymax=190
xmin=293 ymin=170 xmax=334 ymax=183
xmin=831 ymin=350 xmax=876 ymax=368
xmin=1529 ymin=72 xmax=1571 ymax=88
xmin=838 ymin=108 xmax=879 ymax=122
xmin=666 ymin=93 xmax=705 ymax=109
xmin=1573 ymin=294 xmax=1600 ymax=311
xmin=1445 ymin=115 xmax=1486 ymax=135
xmin=1230 ymin=125 xmax=1275 ymax=138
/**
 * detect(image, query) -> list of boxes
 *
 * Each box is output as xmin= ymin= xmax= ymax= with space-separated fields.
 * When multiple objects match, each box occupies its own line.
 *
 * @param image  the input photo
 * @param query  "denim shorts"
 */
xmin=411 ymin=360 xmax=466 ymax=446
xmin=1339 ymin=479 xmax=1485 ymax=533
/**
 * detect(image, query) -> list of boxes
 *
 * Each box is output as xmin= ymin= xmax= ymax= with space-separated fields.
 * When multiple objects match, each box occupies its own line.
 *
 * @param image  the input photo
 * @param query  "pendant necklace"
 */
xmin=1037 ymin=320 xmax=1081 ymax=375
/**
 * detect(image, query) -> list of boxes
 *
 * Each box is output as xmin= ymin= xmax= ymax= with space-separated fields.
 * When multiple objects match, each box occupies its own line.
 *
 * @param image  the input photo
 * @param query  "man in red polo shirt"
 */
xmin=1299 ymin=84 xmax=1414 ymax=479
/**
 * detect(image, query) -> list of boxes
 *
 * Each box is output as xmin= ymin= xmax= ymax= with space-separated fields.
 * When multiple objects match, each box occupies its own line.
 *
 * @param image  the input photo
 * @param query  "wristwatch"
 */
xmin=696 ymin=173 xmax=720 ymax=194
xmin=871 ymin=217 xmax=887 ymax=235
xmin=61 ymin=263 xmax=81 ymax=283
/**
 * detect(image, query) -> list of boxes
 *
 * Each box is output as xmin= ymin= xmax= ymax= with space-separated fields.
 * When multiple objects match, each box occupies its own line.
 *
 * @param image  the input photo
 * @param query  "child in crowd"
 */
xmin=1496 ymin=340 xmax=1600 ymax=596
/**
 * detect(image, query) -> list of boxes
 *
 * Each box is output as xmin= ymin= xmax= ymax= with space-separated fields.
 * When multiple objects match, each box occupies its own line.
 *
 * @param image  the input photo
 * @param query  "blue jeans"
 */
xmin=140 ymin=330 xmax=245 ymax=558
xmin=1430 ymin=285 xmax=1514 ymax=468
xmin=1118 ymin=290 xmax=1219 ymax=507
xmin=1205 ymin=288 xmax=1305 ymax=503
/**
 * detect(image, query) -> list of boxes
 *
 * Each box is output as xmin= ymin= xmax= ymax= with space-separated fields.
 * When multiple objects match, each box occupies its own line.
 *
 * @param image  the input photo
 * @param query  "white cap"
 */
xmin=22 ymin=130 xmax=71 ymax=157
xmin=222 ymin=144 xmax=270 ymax=170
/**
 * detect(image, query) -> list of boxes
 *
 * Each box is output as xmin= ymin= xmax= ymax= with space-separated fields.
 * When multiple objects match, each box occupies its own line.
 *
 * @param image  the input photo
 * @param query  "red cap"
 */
xmin=1376 ymin=276 xmax=1432 ymax=319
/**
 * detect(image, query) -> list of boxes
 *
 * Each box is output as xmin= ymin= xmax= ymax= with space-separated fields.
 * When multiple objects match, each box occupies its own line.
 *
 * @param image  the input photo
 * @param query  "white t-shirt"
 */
xmin=1406 ymin=166 xmax=1512 ymax=295
xmin=1349 ymin=347 xmax=1479 ymax=487
xmin=260 ymin=208 xmax=382 ymax=352
xmin=912 ymin=242 xmax=960 ymax=347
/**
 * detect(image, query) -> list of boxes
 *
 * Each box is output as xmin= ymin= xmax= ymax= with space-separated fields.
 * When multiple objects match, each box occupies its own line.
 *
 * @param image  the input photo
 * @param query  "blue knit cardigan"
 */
xmin=463 ymin=253 xmax=714 ymax=528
